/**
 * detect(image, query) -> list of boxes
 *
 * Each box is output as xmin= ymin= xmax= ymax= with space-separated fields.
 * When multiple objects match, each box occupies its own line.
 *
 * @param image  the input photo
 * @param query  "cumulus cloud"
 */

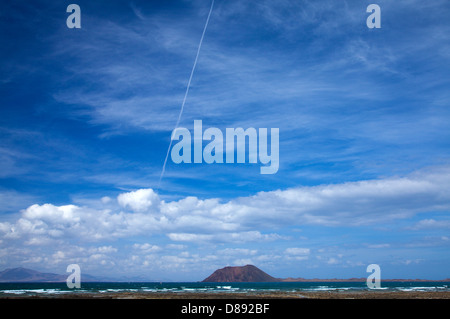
xmin=117 ymin=189 xmax=160 ymax=213
xmin=1 ymin=166 xmax=449 ymax=249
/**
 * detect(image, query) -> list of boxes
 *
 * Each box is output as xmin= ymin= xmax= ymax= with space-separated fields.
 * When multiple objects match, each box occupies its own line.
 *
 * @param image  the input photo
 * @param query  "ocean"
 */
xmin=0 ymin=281 xmax=449 ymax=297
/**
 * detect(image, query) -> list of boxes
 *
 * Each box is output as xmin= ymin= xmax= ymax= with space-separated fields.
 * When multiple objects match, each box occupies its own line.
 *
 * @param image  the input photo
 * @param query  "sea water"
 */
xmin=0 ymin=281 xmax=449 ymax=297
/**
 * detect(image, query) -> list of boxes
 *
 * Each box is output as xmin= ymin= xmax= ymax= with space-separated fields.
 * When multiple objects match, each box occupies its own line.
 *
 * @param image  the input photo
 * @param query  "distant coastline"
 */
xmin=201 ymin=265 xmax=450 ymax=283
xmin=1 ymin=266 xmax=449 ymax=283
xmin=280 ymin=277 xmax=450 ymax=282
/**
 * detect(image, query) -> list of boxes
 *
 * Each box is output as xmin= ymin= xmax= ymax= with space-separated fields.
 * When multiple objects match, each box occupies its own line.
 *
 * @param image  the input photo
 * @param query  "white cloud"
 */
xmin=327 ymin=257 xmax=339 ymax=265
xmin=407 ymin=219 xmax=450 ymax=230
xmin=367 ymin=244 xmax=391 ymax=249
xmin=1 ymin=167 xmax=449 ymax=251
xmin=92 ymin=246 xmax=118 ymax=254
xmin=166 ymin=244 xmax=186 ymax=250
xmin=23 ymin=204 xmax=80 ymax=224
xmin=284 ymin=248 xmax=310 ymax=261
xmin=167 ymin=233 xmax=212 ymax=242
xmin=101 ymin=196 xmax=112 ymax=204
xmin=233 ymin=258 xmax=254 ymax=266
xmin=166 ymin=231 xmax=281 ymax=243
xmin=117 ymin=189 xmax=160 ymax=213
xmin=219 ymin=248 xmax=258 ymax=256
xmin=285 ymin=247 xmax=310 ymax=255
xmin=133 ymin=243 xmax=161 ymax=253
xmin=398 ymin=259 xmax=424 ymax=266
xmin=405 ymin=236 xmax=450 ymax=248
xmin=24 ymin=236 xmax=55 ymax=246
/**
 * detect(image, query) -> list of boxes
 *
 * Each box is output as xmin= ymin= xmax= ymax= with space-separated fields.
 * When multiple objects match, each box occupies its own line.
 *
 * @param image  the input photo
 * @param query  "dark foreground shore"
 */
xmin=2 ymin=291 xmax=450 ymax=299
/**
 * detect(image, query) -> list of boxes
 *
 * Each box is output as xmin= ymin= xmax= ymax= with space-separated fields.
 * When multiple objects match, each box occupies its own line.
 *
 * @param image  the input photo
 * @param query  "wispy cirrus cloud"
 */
xmin=407 ymin=219 xmax=450 ymax=230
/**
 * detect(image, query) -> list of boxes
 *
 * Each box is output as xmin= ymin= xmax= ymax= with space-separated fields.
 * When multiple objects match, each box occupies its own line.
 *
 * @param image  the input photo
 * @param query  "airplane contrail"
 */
xmin=157 ymin=0 xmax=215 ymax=190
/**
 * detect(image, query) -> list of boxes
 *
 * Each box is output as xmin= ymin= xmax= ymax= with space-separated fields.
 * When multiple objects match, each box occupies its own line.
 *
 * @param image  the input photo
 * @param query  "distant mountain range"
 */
xmin=0 ymin=267 xmax=66 ymax=283
xmin=0 ymin=267 xmax=105 ymax=283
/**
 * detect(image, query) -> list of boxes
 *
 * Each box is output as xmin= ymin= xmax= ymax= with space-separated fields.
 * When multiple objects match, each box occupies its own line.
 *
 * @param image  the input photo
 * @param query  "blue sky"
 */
xmin=0 ymin=0 xmax=449 ymax=281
